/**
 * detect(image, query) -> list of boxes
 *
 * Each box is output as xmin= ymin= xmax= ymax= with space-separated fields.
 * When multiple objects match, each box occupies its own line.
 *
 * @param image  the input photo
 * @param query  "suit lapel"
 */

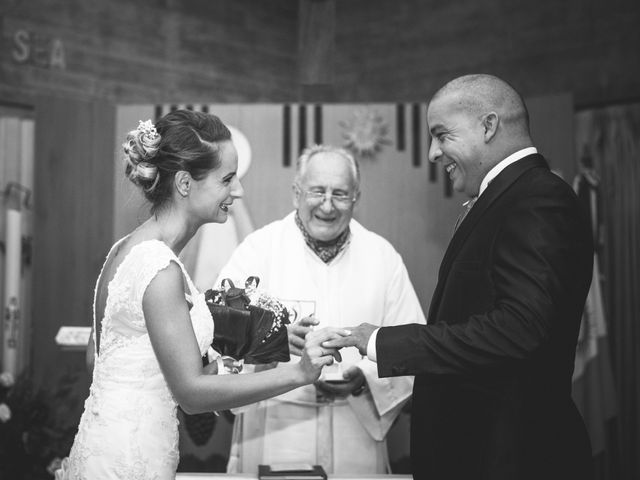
xmin=427 ymin=154 xmax=549 ymax=322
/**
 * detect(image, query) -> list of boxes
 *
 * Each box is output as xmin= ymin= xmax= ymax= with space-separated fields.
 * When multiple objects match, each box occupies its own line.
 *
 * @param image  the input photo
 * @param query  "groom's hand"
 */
xmin=287 ymin=315 xmax=319 ymax=356
xmin=322 ymin=323 xmax=377 ymax=356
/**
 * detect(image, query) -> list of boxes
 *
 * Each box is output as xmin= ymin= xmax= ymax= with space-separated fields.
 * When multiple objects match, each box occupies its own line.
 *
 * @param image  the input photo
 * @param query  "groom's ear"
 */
xmin=482 ymin=112 xmax=499 ymax=142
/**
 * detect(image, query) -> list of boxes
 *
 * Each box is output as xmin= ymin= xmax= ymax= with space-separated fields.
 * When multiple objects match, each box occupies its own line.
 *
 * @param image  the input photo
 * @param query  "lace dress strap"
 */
xmin=180 ymin=262 xmax=200 ymax=304
xmin=128 ymin=240 xmax=192 ymax=308
xmin=126 ymin=241 xmax=211 ymax=353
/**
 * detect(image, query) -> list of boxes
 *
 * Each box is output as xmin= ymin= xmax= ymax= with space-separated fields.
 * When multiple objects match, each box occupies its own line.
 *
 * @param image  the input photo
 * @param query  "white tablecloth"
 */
xmin=177 ymin=474 xmax=412 ymax=480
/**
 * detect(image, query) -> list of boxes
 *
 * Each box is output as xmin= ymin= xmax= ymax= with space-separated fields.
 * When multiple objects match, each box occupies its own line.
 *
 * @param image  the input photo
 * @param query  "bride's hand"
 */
xmin=297 ymin=327 xmax=350 ymax=384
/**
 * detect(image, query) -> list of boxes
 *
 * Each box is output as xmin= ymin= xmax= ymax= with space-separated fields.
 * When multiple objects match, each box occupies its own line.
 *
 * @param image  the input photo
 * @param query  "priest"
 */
xmin=216 ymin=144 xmax=426 ymax=474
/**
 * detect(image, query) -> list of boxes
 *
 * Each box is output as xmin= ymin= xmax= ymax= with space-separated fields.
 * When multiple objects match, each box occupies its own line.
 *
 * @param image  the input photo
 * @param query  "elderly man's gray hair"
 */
xmin=295 ymin=144 xmax=360 ymax=191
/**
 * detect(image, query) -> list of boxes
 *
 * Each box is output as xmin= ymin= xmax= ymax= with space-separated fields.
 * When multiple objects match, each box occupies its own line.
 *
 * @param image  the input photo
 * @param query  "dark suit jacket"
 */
xmin=377 ymin=154 xmax=594 ymax=480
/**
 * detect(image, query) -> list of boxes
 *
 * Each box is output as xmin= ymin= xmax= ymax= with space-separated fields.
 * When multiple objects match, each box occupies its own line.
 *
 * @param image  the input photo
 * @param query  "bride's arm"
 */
xmin=144 ymin=262 xmax=344 ymax=414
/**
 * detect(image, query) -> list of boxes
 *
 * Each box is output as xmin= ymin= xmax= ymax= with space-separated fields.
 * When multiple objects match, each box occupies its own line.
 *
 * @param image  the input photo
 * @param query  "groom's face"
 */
xmin=427 ymin=94 xmax=487 ymax=197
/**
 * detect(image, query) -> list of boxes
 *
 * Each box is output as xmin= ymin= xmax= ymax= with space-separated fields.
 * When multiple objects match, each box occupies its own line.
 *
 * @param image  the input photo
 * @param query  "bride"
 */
xmin=56 ymin=110 xmax=346 ymax=479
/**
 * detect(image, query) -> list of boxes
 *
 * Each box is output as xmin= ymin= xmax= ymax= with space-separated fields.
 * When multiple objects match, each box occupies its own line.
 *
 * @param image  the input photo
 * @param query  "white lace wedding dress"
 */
xmin=56 ymin=239 xmax=214 ymax=479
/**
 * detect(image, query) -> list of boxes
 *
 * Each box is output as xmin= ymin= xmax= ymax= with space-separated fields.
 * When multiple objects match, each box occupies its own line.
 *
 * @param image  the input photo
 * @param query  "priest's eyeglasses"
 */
xmin=295 ymin=186 xmax=357 ymax=209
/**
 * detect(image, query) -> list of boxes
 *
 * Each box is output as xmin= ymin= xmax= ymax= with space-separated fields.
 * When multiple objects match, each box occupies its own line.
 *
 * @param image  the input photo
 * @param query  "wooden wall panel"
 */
xmin=299 ymin=0 xmax=335 ymax=85
xmin=1 ymin=1 xmax=298 ymax=103
xmin=2 ymin=1 xmax=639 ymax=107
xmin=32 ymin=97 xmax=115 ymax=391
xmin=329 ymin=0 xmax=640 ymax=107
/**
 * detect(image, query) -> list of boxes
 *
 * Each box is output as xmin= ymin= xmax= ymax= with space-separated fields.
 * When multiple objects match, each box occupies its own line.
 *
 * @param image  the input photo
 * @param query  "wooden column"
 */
xmin=299 ymin=0 xmax=336 ymax=100
xmin=32 ymin=96 xmax=115 ymax=393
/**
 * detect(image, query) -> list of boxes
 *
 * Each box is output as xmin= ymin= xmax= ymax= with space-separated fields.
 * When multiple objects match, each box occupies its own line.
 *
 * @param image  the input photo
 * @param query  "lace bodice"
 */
xmin=57 ymin=239 xmax=214 ymax=479
xmin=95 ymin=239 xmax=213 ymax=361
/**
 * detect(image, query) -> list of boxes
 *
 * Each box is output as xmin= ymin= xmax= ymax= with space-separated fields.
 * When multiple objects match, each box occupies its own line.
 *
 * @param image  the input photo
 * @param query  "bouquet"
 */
xmin=205 ymin=277 xmax=291 ymax=365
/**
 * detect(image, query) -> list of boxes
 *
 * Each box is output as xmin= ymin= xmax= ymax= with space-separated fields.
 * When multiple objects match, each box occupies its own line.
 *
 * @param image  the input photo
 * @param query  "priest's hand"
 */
xmin=315 ymin=365 xmax=366 ymax=399
xmin=287 ymin=315 xmax=320 ymax=356
xmin=322 ymin=323 xmax=377 ymax=356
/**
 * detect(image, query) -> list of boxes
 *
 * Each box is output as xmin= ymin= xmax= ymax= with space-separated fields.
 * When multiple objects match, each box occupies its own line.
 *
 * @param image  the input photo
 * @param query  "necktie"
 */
xmin=453 ymin=197 xmax=477 ymax=233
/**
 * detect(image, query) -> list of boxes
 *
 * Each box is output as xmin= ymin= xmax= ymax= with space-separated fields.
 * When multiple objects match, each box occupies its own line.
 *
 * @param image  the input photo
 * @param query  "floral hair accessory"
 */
xmin=136 ymin=120 xmax=159 ymax=141
xmin=135 ymin=120 xmax=161 ymax=158
xmin=123 ymin=119 xmax=161 ymax=175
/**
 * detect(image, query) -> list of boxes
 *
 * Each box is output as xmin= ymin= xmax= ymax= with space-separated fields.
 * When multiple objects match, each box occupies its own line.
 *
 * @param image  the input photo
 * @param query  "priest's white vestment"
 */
xmin=217 ymin=212 xmax=426 ymax=474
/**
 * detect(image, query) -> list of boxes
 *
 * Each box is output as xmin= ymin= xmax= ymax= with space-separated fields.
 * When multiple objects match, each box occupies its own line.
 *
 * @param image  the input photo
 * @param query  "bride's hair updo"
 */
xmin=123 ymin=110 xmax=232 ymax=213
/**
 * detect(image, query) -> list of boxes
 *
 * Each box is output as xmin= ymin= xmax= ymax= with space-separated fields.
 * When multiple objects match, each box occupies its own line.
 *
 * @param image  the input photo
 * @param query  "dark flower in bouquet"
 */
xmin=205 ymin=276 xmax=291 ymax=365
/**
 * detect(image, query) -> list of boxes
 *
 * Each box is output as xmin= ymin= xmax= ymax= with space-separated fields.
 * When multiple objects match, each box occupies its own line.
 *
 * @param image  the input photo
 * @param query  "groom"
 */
xmin=325 ymin=74 xmax=595 ymax=480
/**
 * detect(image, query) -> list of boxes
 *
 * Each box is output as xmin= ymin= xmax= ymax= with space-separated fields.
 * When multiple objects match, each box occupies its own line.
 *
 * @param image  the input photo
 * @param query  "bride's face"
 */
xmin=189 ymin=140 xmax=244 ymax=224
